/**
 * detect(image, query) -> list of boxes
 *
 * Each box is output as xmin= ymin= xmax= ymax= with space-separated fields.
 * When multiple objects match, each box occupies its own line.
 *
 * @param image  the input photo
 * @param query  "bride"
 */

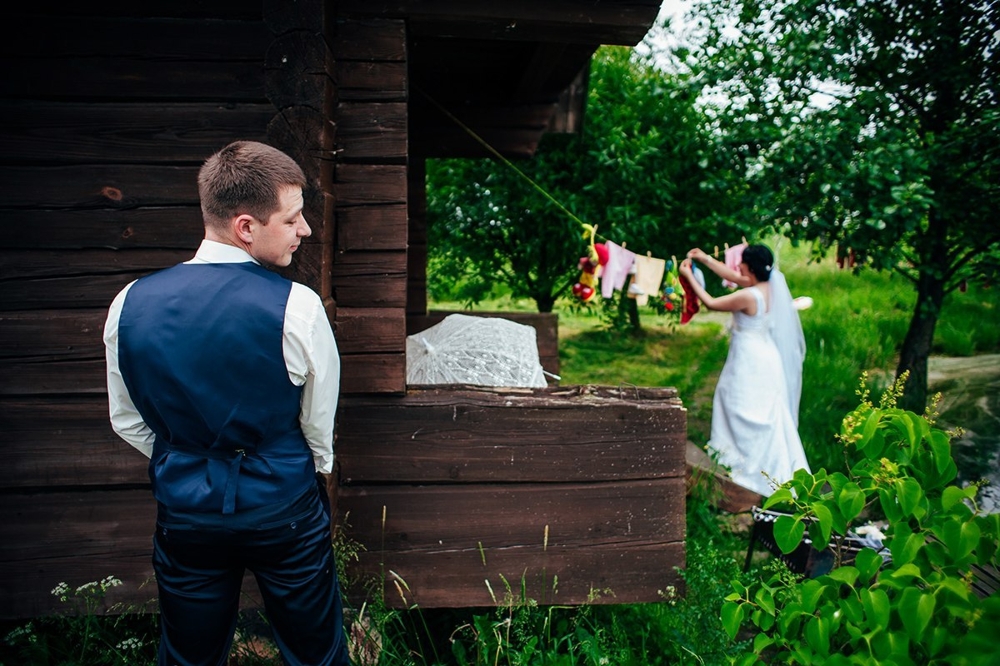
xmin=679 ymin=244 xmax=810 ymax=496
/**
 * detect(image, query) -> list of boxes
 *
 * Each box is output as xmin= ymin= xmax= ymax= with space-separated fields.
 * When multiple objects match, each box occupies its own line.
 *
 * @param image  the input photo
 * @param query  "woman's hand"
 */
xmin=687 ymin=248 xmax=709 ymax=263
xmin=679 ymin=258 xmax=694 ymax=280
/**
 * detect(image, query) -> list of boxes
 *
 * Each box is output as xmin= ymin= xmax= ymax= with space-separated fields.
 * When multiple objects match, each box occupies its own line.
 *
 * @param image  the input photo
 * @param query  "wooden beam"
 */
xmin=0 ymin=103 xmax=272 ymax=166
xmin=336 ymin=0 xmax=662 ymax=46
xmin=336 ymin=386 xmax=684 ymax=484
xmin=0 ymin=164 xmax=200 ymax=208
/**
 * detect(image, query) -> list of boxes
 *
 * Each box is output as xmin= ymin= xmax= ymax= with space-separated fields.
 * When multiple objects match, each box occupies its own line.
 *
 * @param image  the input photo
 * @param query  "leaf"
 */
xmin=939 ymin=518 xmax=982 ymax=561
xmin=721 ymin=601 xmax=745 ymax=639
xmin=754 ymin=586 xmax=776 ymax=616
xmin=896 ymin=478 xmax=924 ymax=518
xmin=855 ymin=547 xmax=884 ymax=583
xmin=774 ymin=515 xmax=806 ymax=553
xmin=861 ymin=587 xmax=890 ymax=631
xmin=827 ymin=566 xmax=859 ymax=586
xmin=800 ymin=580 xmax=828 ymax=614
xmin=811 ymin=503 xmax=834 ymax=549
xmin=858 ymin=410 xmax=882 ymax=453
xmin=837 ymin=482 xmax=866 ymax=522
xmin=764 ymin=487 xmax=794 ymax=510
xmin=892 ymin=531 xmax=926 ymax=566
xmin=753 ymin=633 xmax=774 ymax=653
xmin=898 ymin=587 xmax=935 ymax=642
xmin=805 ymin=616 xmax=831 ymax=656
xmin=928 ymin=430 xmax=953 ymax=475
xmin=879 ymin=487 xmax=903 ymax=522
xmin=941 ymin=485 xmax=966 ymax=512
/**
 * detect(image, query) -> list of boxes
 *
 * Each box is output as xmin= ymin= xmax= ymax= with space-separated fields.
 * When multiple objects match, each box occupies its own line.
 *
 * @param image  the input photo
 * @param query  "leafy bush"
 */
xmin=721 ymin=375 xmax=1000 ymax=665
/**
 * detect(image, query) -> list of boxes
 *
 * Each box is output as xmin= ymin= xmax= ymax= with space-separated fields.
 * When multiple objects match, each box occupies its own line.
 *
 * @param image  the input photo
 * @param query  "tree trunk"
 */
xmin=896 ymin=270 xmax=946 ymax=413
xmin=535 ymin=294 xmax=556 ymax=313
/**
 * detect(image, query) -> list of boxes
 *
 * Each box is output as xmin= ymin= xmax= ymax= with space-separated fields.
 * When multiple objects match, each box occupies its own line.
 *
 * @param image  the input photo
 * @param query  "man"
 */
xmin=104 ymin=141 xmax=349 ymax=665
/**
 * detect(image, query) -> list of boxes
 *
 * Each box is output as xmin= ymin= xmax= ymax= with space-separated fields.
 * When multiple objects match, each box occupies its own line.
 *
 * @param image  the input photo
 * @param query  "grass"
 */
xmin=5 ymin=244 xmax=998 ymax=665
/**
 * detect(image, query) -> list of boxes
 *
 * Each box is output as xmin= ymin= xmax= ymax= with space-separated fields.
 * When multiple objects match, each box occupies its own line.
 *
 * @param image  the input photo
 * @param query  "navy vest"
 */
xmin=118 ymin=262 xmax=315 ymax=514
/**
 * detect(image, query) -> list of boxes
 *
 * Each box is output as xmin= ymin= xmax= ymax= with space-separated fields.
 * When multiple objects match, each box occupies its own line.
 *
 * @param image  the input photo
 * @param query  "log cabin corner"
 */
xmin=0 ymin=0 xmax=687 ymax=617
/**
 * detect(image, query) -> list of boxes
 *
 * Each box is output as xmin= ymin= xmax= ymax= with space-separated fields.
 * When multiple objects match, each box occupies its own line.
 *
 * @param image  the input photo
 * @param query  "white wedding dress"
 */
xmin=707 ymin=285 xmax=811 ymax=496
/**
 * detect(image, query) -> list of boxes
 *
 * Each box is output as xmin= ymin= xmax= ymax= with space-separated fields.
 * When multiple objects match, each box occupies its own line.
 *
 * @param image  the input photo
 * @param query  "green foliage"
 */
xmin=688 ymin=0 xmax=1000 ymax=410
xmin=721 ymin=376 xmax=1000 ymax=664
xmin=0 ymin=577 xmax=158 ymax=666
xmin=427 ymin=45 xmax=747 ymax=314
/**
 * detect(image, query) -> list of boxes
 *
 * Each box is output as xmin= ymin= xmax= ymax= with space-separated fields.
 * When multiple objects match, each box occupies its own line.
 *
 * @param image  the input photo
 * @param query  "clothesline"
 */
xmin=418 ymin=87 xmax=759 ymax=298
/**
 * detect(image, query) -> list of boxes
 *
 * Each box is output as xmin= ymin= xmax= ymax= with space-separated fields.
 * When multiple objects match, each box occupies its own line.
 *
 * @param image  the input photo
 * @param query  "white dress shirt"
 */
xmin=104 ymin=239 xmax=340 ymax=473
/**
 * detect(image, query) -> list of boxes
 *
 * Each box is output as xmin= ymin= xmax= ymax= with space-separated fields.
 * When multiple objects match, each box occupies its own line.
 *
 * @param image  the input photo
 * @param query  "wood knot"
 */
xmin=101 ymin=186 xmax=123 ymax=201
xmin=121 ymin=227 xmax=134 ymax=239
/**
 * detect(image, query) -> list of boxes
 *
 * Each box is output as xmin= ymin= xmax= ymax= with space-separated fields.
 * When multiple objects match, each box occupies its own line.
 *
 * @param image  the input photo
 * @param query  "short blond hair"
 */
xmin=198 ymin=141 xmax=306 ymax=231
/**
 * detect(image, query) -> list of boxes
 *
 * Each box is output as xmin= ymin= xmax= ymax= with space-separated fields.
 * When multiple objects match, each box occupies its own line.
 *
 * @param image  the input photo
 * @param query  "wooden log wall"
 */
xmin=335 ymin=385 xmax=687 ymax=607
xmin=0 ymin=0 xmax=339 ymax=619
xmin=330 ymin=16 xmax=409 ymax=393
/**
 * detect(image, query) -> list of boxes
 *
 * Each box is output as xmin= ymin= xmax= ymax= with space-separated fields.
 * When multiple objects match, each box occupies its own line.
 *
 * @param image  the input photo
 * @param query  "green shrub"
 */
xmin=721 ymin=375 xmax=1000 ymax=665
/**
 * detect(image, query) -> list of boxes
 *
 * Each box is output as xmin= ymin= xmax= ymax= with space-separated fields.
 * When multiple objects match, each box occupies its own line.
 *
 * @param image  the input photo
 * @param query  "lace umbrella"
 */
xmin=406 ymin=314 xmax=547 ymax=388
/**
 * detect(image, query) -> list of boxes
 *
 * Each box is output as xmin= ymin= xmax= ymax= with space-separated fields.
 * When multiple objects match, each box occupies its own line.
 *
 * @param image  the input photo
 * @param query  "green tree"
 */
xmin=427 ymin=44 xmax=745 ymax=315
xmin=689 ymin=0 xmax=1000 ymax=411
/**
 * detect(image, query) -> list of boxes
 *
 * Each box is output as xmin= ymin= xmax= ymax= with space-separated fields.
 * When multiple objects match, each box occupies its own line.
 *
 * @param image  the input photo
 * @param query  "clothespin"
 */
xmin=724 ymin=242 xmax=729 ymax=253
xmin=714 ymin=245 xmax=719 ymax=257
xmin=671 ymin=255 xmax=678 ymax=271
xmin=621 ymin=241 xmax=627 ymax=249
xmin=742 ymin=235 xmax=748 ymax=245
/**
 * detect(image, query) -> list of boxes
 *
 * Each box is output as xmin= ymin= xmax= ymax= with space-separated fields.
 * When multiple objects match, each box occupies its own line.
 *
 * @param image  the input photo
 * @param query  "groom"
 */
xmin=104 ymin=141 xmax=349 ymax=665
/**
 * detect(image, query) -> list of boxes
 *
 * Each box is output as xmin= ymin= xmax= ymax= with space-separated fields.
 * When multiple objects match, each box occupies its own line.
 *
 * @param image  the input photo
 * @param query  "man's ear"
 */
xmin=233 ymin=214 xmax=257 ymax=244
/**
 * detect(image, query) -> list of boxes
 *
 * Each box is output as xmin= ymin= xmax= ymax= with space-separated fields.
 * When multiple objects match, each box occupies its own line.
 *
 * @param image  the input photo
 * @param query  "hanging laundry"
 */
xmin=602 ymin=241 xmax=637 ymax=299
xmin=692 ymin=264 xmax=706 ymax=291
xmin=679 ymin=273 xmax=700 ymax=324
xmin=629 ymin=254 xmax=666 ymax=307
xmin=722 ymin=242 xmax=747 ymax=289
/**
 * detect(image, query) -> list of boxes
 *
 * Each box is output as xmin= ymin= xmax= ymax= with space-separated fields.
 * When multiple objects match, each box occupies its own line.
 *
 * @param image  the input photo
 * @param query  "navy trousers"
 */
xmin=152 ymin=482 xmax=349 ymax=666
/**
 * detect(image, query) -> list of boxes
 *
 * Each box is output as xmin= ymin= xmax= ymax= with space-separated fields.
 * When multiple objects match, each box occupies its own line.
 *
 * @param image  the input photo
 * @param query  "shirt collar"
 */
xmin=186 ymin=239 xmax=259 ymax=265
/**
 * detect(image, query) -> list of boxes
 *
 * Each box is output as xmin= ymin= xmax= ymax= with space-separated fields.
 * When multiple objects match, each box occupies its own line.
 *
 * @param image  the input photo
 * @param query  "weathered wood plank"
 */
xmin=348 ymin=541 xmax=686 ymax=608
xmin=0 ymin=359 xmax=107 ymax=396
xmin=334 ymin=307 xmax=406 ymax=354
xmin=340 ymin=479 xmax=685 ymax=551
xmin=264 ymin=30 xmax=334 ymax=112
xmin=266 ymin=108 xmax=336 ymax=188
xmin=336 ymin=0 xmax=661 ymax=46
xmin=335 ymin=102 xmax=407 ymax=163
xmin=0 ymin=270 xmax=179 ymax=312
xmin=336 ymin=204 xmax=408 ymax=252
xmin=263 ymin=0 xmax=325 ymax=35
xmin=0 ymin=165 xmax=199 ymax=209
xmin=0 ymin=103 xmax=271 ymax=166
xmin=0 ymin=490 xmax=158 ymax=619
xmin=0 ymin=248 xmax=188 ymax=280
xmin=1 ymin=207 xmax=204 ymax=250
xmin=340 ymin=353 xmax=405 ymax=394
xmin=0 ymin=310 xmax=107 ymax=361
xmin=330 ymin=250 xmax=408 ymax=308
xmin=334 ymin=61 xmax=407 ymax=102
xmin=9 ymin=1 xmax=264 ymax=20
xmin=336 ymin=387 xmax=685 ymax=484
xmin=0 ymin=397 xmax=147 ymax=489
xmin=331 ymin=276 xmax=407 ymax=310
xmin=332 ymin=19 xmax=406 ymax=61
xmin=2 ymin=58 xmax=267 ymax=102
xmin=0 ymin=16 xmax=270 ymax=59
xmin=334 ymin=165 xmax=407 ymax=205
